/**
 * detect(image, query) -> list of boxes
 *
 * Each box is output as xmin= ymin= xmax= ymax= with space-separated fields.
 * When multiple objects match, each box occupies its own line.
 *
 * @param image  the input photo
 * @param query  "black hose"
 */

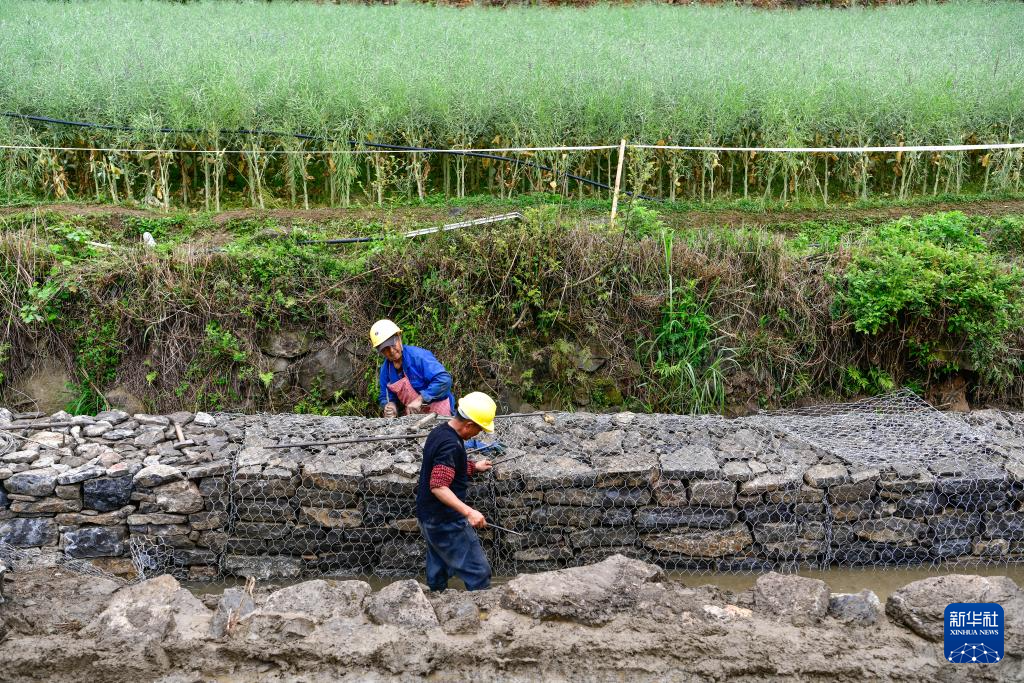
xmin=2 ymin=112 xmax=656 ymax=200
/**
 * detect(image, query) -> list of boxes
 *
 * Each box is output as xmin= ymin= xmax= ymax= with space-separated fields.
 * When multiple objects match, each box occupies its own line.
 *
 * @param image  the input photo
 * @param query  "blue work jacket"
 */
xmin=378 ymin=344 xmax=455 ymax=411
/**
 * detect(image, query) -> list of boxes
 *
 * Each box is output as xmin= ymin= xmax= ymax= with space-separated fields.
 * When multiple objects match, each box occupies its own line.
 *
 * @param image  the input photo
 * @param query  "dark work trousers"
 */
xmin=418 ymin=518 xmax=492 ymax=591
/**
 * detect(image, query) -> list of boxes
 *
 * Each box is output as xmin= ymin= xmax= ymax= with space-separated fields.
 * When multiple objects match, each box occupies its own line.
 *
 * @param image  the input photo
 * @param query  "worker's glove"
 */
xmin=405 ymin=396 xmax=425 ymax=414
xmin=383 ymin=402 xmax=398 ymax=418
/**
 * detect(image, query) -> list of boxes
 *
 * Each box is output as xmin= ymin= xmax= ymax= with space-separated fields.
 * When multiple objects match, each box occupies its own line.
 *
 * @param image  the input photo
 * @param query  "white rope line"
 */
xmin=633 ymin=142 xmax=1024 ymax=153
xmin=2 ymin=142 xmax=1023 ymax=155
xmin=0 ymin=144 xmax=619 ymax=155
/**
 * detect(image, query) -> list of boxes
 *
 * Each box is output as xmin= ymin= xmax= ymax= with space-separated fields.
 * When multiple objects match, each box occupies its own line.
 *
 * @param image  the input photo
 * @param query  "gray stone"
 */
xmin=84 ymin=476 xmax=134 ymax=512
xmin=128 ymin=513 xmax=188 ymax=525
xmin=432 ymin=595 xmax=481 ymax=635
xmin=688 ymin=480 xmax=736 ymax=507
xmin=153 ymin=479 xmax=204 ymax=513
xmin=133 ymin=464 xmax=184 ymax=487
xmin=849 ymin=468 xmax=880 ymax=485
xmin=95 ymin=410 xmax=129 ymax=425
xmin=4 ymin=468 xmax=58 ymax=496
xmin=300 ymin=506 xmax=363 ymax=528
xmin=593 ymin=429 xmax=625 ymax=454
xmin=0 ymin=517 xmax=58 ymax=547
xmin=189 ymin=511 xmax=227 ymax=531
xmin=210 ymin=587 xmax=256 ymax=638
xmin=544 ymin=488 xmax=605 ymax=506
xmin=260 ymin=330 xmax=311 ymax=359
xmin=754 ymin=572 xmax=830 ymax=625
xmin=973 ymin=539 xmax=1009 ymax=556
xmin=635 ymin=506 xmax=736 ymax=530
xmin=83 ymin=574 xmax=211 ymax=645
xmin=929 ymin=538 xmax=972 ymax=558
xmin=753 ymin=522 xmax=799 ymax=544
xmin=83 ymin=422 xmax=113 ymax=438
xmin=3 ymin=451 xmax=40 ymax=465
xmin=740 ymin=473 xmax=802 ymax=495
xmin=660 ymin=447 xmax=719 ymax=479
xmin=828 ymin=590 xmax=881 ymax=626
xmin=643 ymin=525 xmax=753 ymax=558
xmin=722 ymin=461 xmax=754 ymax=482
xmin=11 ymin=496 xmax=81 ymax=514
xmin=168 ymin=411 xmax=194 ymax=426
xmin=601 ymin=487 xmax=651 ymax=507
xmin=930 ymin=457 xmax=967 ymax=477
xmin=894 ymin=493 xmax=943 ymax=516
xmin=134 ymin=428 xmax=168 ymax=448
xmin=295 ymin=346 xmax=360 ymax=397
xmin=366 ymin=579 xmax=439 ymax=629
xmin=135 ymin=414 xmax=171 ymax=426
xmin=827 ymin=479 xmax=876 ymax=504
xmin=928 ymin=513 xmax=983 ymax=540
xmin=568 ymin=527 xmax=638 ymax=548
xmin=501 ymin=554 xmax=663 ymax=626
xmin=803 ymin=464 xmax=850 ymax=488
xmin=27 ymin=431 xmax=67 ymax=449
xmin=983 ymin=512 xmax=1024 ymax=539
xmin=530 ymin=506 xmax=603 ymax=528
xmin=193 ymin=412 xmax=217 ymax=427
xmin=56 ymin=464 xmax=106 ymax=486
xmin=63 ymin=527 xmax=127 ymax=558
xmin=651 ymin=479 xmax=688 ymax=506
xmin=55 ymin=483 xmax=80 ymax=499
xmin=1007 ymin=461 xmax=1024 ymax=484
xmin=302 ymin=458 xmax=362 ymax=493
xmin=223 ymin=555 xmax=303 ymax=580
xmin=186 ymin=461 xmax=232 ymax=480
xmin=886 ymin=575 xmax=1023 ymax=647
xmin=55 ymin=506 xmax=133 ymax=526
xmin=851 ymin=518 xmax=924 ymax=545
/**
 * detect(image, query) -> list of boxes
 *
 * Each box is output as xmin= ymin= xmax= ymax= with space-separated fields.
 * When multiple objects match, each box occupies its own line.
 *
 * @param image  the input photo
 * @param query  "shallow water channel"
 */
xmin=186 ymin=563 xmax=1024 ymax=602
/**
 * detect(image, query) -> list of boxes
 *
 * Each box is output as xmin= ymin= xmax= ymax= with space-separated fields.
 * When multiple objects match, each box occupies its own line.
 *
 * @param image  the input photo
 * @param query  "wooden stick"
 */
xmin=609 ymin=138 xmax=627 ymax=227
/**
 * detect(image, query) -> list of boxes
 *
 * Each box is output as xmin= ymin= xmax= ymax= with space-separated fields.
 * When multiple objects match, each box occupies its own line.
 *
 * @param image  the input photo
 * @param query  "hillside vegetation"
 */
xmin=2 ymin=204 xmax=1022 ymax=415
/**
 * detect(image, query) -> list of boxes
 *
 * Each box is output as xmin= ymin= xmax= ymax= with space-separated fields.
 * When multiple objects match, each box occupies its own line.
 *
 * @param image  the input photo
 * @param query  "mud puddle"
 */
xmin=185 ymin=563 xmax=1024 ymax=602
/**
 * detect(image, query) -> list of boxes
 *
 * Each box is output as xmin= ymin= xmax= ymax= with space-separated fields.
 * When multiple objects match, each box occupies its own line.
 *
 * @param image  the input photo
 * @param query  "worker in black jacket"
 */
xmin=416 ymin=391 xmax=496 ymax=591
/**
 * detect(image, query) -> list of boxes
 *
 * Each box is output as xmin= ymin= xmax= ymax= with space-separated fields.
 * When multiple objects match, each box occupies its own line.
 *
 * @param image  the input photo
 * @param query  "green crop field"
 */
xmin=1 ymin=0 xmax=1022 ymax=207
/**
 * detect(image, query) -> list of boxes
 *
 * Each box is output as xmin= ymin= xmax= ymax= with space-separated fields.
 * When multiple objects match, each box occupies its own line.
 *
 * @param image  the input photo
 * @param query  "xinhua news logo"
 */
xmin=944 ymin=603 xmax=1004 ymax=664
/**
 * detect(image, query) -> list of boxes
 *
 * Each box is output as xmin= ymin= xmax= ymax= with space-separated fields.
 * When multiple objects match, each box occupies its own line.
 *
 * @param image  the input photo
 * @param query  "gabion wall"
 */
xmin=2 ymin=392 xmax=1023 ymax=583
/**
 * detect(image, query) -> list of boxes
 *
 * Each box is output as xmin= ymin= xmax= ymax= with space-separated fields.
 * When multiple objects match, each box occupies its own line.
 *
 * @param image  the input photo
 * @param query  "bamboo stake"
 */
xmin=609 ymin=138 xmax=626 ymax=227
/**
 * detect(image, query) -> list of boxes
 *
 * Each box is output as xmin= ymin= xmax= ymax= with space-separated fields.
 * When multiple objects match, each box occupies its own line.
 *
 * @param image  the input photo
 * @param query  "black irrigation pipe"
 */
xmin=2 ymin=112 xmax=657 ymax=201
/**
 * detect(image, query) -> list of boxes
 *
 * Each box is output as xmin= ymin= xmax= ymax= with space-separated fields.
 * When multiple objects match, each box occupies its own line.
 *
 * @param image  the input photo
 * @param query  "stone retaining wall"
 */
xmin=1 ymin=404 xmax=1023 ymax=581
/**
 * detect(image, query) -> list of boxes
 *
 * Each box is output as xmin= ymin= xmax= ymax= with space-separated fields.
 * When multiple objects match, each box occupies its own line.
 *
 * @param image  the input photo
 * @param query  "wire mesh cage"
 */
xmin=2 ymin=390 xmax=1022 ymax=586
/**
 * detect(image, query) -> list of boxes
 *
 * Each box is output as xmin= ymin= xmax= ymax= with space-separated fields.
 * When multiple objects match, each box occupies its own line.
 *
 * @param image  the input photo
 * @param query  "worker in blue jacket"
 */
xmin=370 ymin=319 xmax=456 ymax=418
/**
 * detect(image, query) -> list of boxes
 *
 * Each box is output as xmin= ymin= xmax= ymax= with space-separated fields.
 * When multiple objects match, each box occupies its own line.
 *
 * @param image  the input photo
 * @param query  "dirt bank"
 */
xmin=4 ymin=197 xmax=1024 ymax=231
xmin=0 ymin=555 xmax=1019 ymax=682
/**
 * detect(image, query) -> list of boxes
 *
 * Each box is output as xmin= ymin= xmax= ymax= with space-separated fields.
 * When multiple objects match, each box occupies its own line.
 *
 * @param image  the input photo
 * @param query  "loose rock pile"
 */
xmin=1 ymin=401 xmax=1023 ymax=581
xmin=0 ymin=556 xmax=1021 ymax=681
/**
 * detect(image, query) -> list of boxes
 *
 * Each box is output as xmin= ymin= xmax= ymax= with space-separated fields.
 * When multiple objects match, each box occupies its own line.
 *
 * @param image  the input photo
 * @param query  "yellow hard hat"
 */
xmin=369 ymin=319 xmax=401 ymax=349
xmin=457 ymin=391 xmax=497 ymax=433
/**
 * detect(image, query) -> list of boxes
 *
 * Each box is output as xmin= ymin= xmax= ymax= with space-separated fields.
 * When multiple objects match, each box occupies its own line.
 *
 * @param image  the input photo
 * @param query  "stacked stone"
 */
xmin=3 ymin=407 xmax=1024 ymax=580
xmin=0 ymin=408 xmax=241 ymax=579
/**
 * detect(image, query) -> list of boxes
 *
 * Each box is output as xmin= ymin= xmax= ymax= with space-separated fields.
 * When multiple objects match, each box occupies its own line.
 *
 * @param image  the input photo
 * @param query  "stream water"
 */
xmin=186 ymin=563 xmax=1024 ymax=602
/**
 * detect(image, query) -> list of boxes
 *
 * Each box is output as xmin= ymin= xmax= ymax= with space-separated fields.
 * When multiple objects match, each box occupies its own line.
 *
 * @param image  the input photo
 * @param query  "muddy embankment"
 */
xmin=0 ymin=554 xmax=1021 ymax=682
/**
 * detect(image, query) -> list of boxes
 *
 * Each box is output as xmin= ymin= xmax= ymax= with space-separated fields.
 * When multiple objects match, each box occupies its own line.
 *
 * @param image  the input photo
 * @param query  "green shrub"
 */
xmin=840 ymin=212 xmax=1024 ymax=378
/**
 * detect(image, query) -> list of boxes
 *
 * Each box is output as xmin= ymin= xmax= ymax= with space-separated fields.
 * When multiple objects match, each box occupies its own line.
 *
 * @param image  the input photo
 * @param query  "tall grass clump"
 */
xmin=1 ymin=0 xmax=1023 ymax=206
